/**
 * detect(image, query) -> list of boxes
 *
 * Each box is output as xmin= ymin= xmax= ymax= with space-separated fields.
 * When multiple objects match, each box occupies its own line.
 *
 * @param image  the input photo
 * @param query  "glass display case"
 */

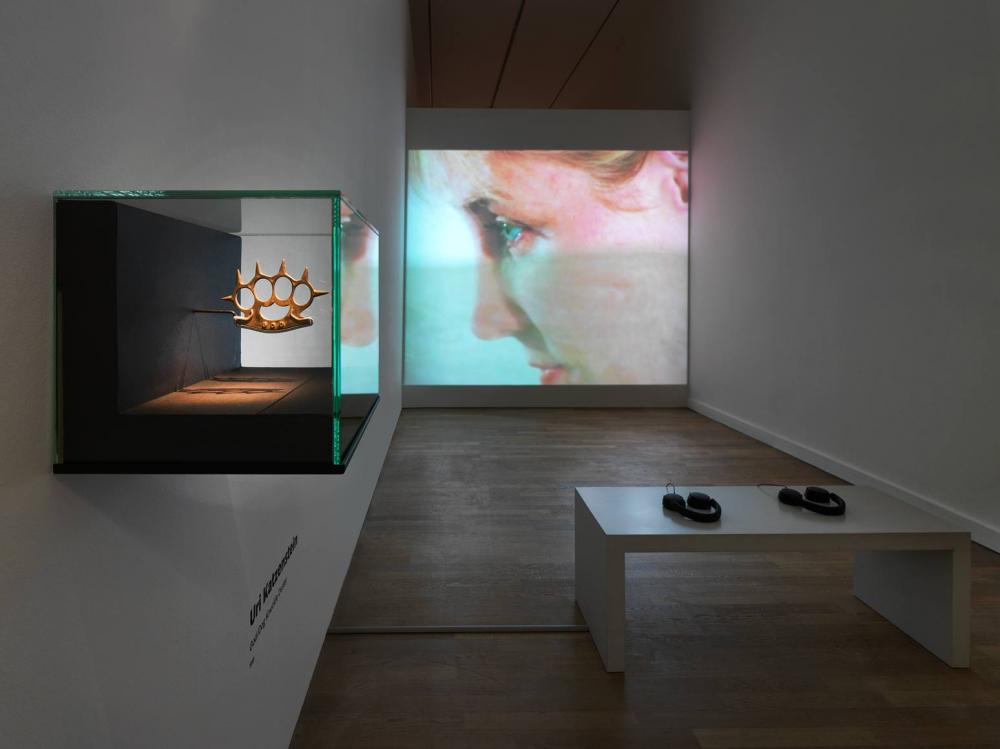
xmin=53 ymin=190 xmax=379 ymax=473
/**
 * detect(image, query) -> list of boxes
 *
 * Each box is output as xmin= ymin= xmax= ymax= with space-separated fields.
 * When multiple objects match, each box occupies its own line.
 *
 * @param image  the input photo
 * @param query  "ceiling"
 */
xmin=407 ymin=0 xmax=691 ymax=109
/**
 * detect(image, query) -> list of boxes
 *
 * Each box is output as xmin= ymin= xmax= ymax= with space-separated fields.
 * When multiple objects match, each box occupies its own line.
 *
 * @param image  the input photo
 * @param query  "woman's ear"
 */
xmin=653 ymin=150 xmax=689 ymax=208
xmin=606 ymin=150 xmax=689 ymax=211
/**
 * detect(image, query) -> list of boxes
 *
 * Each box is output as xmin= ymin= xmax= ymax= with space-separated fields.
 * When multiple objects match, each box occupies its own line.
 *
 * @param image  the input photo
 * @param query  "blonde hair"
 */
xmin=409 ymin=150 xmax=652 ymax=207
xmin=544 ymin=151 xmax=648 ymax=187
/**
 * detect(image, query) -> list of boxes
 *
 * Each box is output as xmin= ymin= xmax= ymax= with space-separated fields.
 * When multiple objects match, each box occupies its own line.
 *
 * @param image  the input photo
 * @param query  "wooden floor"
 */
xmin=292 ymin=409 xmax=1000 ymax=748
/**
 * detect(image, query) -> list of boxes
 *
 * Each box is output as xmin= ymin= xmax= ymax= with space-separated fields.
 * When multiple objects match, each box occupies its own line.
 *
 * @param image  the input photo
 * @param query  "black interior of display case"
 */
xmin=54 ymin=199 xmax=376 ymax=473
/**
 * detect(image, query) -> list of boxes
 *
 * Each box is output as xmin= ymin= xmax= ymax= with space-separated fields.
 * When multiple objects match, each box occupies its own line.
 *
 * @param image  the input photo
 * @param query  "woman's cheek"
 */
xmin=503 ymin=252 xmax=636 ymax=382
xmin=342 ymin=262 xmax=377 ymax=346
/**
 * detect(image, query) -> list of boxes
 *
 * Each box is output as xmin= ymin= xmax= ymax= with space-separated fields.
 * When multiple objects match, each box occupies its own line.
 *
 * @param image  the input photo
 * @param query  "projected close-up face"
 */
xmin=406 ymin=150 xmax=689 ymax=386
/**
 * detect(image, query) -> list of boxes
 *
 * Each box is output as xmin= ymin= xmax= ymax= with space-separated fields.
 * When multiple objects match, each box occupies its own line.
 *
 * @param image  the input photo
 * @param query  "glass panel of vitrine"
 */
xmin=53 ymin=190 xmax=376 ymax=472
xmin=337 ymin=197 xmax=379 ymax=462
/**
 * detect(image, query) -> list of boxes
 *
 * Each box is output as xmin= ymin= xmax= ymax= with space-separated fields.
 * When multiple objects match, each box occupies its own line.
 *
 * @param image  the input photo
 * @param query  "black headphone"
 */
xmin=776 ymin=485 xmax=846 ymax=516
xmin=662 ymin=484 xmax=722 ymax=523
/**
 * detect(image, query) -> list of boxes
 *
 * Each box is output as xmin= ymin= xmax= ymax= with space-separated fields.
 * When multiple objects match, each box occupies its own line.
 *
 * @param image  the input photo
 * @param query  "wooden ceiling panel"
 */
xmin=406 ymin=0 xmax=691 ymax=110
xmin=429 ymin=0 xmax=523 ymax=107
xmin=408 ymin=0 xmax=432 ymax=106
xmin=493 ymin=0 xmax=616 ymax=108
xmin=552 ymin=0 xmax=691 ymax=109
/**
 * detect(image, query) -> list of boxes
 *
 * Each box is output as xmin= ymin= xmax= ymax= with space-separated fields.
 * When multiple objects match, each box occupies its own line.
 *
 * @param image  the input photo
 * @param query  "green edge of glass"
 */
xmin=331 ymin=195 xmax=342 ymax=464
xmin=53 ymin=189 xmax=342 ymax=200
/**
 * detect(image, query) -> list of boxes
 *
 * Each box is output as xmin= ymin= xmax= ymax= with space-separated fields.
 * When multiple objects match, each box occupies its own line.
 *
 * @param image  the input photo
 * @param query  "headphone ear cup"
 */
xmin=812 ymin=491 xmax=846 ymax=516
xmin=804 ymin=486 xmax=831 ymax=503
xmin=687 ymin=491 xmax=712 ymax=511
xmin=663 ymin=492 xmax=685 ymax=511
xmin=778 ymin=487 xmax=803 ymax=506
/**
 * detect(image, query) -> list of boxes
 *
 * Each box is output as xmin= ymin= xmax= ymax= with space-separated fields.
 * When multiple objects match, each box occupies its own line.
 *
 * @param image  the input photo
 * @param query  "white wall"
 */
xmin=690 ymin=1 xmax=1000 ymax=548
xmin=0 ymin=2 xmax=406 ymax=748
xmin=238 ymin=199 xmax=336 ymax=369
xmin=407 ymin=108 xmax=690 ymax=150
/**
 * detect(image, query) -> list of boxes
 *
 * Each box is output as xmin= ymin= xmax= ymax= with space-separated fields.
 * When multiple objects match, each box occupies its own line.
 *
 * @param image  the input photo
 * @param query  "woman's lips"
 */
xmin=530 ymin=361 xmax=567 ymax=385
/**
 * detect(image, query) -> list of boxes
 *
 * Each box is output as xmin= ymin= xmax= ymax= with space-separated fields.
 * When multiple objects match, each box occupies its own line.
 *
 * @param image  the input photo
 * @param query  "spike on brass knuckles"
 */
xmin=221 ymin=259 xmax=329 ymax=333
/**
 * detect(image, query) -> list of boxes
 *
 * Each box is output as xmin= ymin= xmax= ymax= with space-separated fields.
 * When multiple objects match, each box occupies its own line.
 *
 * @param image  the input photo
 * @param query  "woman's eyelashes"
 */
xmin=468 ymin=200 xmax=540 ymax=259
xmin=493 ymin=215 xmax=535 ymax=257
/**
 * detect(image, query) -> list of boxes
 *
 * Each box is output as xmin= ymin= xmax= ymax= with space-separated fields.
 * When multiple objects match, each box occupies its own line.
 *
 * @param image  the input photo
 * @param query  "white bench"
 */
xmin=574 ymin=485 xmax=970 ymax=672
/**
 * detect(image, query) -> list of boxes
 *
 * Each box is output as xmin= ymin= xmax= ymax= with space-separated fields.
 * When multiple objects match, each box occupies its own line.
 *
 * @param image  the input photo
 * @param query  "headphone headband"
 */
xmin=778 ymin=486 xmax=846 ymax=516
xmin=663 ymin=488 xmax=722 ymax=523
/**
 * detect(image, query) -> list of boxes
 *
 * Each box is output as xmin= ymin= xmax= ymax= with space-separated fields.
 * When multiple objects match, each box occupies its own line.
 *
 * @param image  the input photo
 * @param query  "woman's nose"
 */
xmin=472 ymin=264 xmax=523 ymax=340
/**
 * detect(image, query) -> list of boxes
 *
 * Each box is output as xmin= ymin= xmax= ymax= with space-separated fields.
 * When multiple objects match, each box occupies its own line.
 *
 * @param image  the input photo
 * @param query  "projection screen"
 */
xmin=405 ymin=150 xmax=688 ymax=386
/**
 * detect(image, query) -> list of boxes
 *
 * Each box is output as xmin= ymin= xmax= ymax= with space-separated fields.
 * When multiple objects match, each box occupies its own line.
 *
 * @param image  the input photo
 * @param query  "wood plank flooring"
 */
xmin=293 ymin=409 xmax=1000 ymax=748
xmin=331 ymin=408 xmax=843 ymax=627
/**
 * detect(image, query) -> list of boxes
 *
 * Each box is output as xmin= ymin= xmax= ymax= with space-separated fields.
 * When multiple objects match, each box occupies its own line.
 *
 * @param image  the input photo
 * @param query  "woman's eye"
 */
xmin=465 ymin=200 xmax=539 ymax=259
xmin=493 ymin=215 xmax=533 ymax=257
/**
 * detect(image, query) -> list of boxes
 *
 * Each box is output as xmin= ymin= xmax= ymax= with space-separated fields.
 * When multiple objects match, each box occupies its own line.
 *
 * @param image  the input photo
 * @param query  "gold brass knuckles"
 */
xmin=222 ymin=260 xmax=329 ymax=333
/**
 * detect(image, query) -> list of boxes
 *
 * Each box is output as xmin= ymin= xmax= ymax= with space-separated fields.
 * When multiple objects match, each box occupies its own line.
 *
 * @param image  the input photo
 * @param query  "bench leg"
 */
xmin=853 ymin=544 xmax=970 ymax=667
xmin=575 ymin=495 xmax=626 ymax=672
